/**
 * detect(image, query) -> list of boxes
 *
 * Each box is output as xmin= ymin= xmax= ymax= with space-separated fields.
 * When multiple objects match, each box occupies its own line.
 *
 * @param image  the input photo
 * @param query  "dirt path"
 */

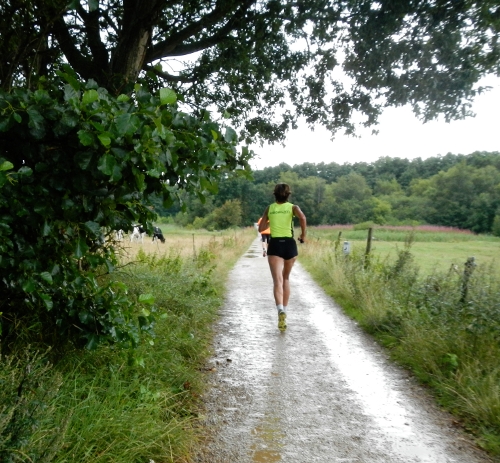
xmin=194 ymin=238 xmax=494 ymax=463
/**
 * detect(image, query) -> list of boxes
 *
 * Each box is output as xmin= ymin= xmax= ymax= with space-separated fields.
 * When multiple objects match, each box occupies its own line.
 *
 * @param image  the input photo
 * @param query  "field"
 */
xmin=119 ymin=225 xmax=245 ymax=261
xmin=304 ymin=225 xmax=500 ymax=275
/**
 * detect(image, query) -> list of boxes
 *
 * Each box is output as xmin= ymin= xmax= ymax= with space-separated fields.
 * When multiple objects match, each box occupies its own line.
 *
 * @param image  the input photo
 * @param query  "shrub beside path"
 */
xmin=193 ymin=238 xmax=495 ymax=463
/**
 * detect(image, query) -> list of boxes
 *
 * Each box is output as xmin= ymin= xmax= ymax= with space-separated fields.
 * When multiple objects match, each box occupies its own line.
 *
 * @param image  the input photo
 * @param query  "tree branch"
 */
xmin=146 ymin=0 xmax=255 ymax=62
xmin=144 ymin=64 xmax=195 ymax=82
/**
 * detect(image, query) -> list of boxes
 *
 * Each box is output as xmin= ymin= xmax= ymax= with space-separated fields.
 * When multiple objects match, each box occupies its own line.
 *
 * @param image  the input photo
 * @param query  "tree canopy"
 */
xmin=2 ymin=0 xmax=500 ymax=143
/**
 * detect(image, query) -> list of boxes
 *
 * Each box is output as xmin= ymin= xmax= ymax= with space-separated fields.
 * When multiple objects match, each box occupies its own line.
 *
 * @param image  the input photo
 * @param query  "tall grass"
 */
xmin=0 ymin=228 xmax=256 ymax=463
xmin=299 ymin=236 xmax=500 ymax=458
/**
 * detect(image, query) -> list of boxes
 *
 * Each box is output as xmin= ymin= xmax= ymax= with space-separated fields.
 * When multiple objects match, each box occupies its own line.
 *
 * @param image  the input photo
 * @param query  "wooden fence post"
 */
xmin=364 ymin=227 xmax=373 ymax=269
xmin=460 ymin=256 xmax=476 ymax=303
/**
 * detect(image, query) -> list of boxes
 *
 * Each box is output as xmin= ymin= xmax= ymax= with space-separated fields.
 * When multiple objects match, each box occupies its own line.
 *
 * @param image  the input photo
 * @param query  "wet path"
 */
xmin=194 ymin=238 xmax=494 ymax=463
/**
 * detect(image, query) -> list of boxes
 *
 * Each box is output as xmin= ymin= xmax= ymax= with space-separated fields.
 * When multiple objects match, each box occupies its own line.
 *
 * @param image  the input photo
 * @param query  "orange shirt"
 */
xmin=257 ymin=217 xmax=270 ymax=235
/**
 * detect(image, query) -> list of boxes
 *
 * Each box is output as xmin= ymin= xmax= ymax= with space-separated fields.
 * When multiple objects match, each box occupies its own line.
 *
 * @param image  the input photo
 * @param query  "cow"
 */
xmin=152 ymin=226 xmax=165 ymax=243
xmin=130 ymin=225 xmax=146 ymax=243
xmin=115 ymin=229 xmax=124 ymax=241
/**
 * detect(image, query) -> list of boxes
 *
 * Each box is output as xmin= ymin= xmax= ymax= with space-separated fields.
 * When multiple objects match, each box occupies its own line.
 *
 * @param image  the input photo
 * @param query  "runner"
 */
xmin=259 ymin=183 xmax=307 ymax=331
xmin=257 ymin=216 xmax=271 ymax=257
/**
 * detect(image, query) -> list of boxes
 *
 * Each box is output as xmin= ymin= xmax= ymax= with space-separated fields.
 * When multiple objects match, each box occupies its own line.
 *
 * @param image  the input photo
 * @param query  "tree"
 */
xmin=2 ymin=0 xmax=500 ymax=142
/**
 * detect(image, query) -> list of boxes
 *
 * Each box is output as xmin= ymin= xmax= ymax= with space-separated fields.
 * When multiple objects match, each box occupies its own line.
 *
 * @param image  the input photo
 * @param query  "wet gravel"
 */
xmin=193 ymin=238 xmax=495 ymax=463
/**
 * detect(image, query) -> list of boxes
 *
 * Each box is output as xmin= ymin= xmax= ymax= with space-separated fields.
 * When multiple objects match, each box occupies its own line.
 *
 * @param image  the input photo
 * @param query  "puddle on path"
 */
xmin=251 ymin=414 xmax=285 ymax=462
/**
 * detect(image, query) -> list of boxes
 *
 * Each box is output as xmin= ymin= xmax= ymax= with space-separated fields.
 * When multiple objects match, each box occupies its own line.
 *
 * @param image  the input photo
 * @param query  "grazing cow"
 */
xmin=152 ymin=226 xmax=165 ymax=243
xmin=130 ymin=225 xmax=146 ymax=243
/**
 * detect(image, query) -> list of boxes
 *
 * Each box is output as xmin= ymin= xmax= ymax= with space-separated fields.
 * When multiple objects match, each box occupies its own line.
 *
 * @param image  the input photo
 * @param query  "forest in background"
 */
xmin=152 ymin=151 xmax=500 ymax=235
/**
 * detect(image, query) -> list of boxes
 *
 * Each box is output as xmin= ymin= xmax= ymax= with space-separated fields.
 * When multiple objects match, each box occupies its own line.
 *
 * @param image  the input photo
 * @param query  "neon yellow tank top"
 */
xmin=268 ymin=202 xmax=294 ymax=238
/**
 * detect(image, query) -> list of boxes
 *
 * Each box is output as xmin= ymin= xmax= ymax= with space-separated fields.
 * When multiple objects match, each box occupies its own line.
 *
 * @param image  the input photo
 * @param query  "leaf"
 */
xmin=40 ymin=272 xmax=53 ymax=284
xmin=40 ymin=293 xmax=54 ymax=310
xmin=211 ymin=130 xmax=218 ymax=140
xmin=78 ymin=130 xmax=94 ymax=146
xmin=88 ymin=0 xmax=98 ymax=12
xmin=84 ymin=221 xmax=101 ymax=236
xmin=117 ymin=94 xmax=130 ymax=102
xmin=224 ymin=127 xmax=238 ymax=143
xmin=64 ymin=84 xmax=80 ymax=101
xmin=115 ymin=113 xmax=132 ymax=136
xmin=138 ymin=293 xmax=155 ymax=305
xmin=97 ymin=153 xmax=116 ymax=175
xmin=159 ymin=88 xmax=177 ymax=105
xmin=42 ymin=221 xmax=51 ymax=236
xmin=74 ymin=237 xmax=89 ymax=258
xmin=13 ymin=112 xmax=22 ymax=123
xmin=85 ymin=334 xmax=100 ymax=350
xmin=18 ymin=166 xmax=33 ymax=177
xmin=22 ymin=279 xmax=36 ymax=293
xmin=76 ymin=151 xmax=93 ymax=169
xmin=97 ymin=132 xmax=112 ymax=147
xmin=82 ymin=89 xmax=99 ymax=105
xmin=0 ymin=161 xmax=13 ymax=172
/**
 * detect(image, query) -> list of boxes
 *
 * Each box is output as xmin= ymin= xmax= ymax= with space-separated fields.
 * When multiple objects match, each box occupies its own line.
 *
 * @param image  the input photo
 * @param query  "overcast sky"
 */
xmin=249 ymin=75 xmax=500 ymax=170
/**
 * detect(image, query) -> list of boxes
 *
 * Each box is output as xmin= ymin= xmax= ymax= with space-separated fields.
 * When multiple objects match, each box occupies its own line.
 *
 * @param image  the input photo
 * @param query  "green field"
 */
xmin=305 ymin=226 xmax=500 ymax=275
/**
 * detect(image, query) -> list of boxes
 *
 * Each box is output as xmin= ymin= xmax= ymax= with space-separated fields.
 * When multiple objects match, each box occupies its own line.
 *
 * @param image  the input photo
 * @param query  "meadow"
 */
xmin=0 ymin=227 xmax=256 ymax=463
xmin=299 ymin=225 xmax=500 ymax=458
xmin=305 ymin=225 xmax=500 ymax=275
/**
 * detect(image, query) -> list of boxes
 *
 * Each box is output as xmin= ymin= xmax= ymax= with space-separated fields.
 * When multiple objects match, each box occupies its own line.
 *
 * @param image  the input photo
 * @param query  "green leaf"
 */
xmin=18 ymin=166 xmax=33 ymax=177
xmin=22 ymin=279 xmax=36 ymax=293
xmin=138 ymin=293 xmax=155 ymax=305
xmin=42 ymin=221 xmax=51 ymax=236
xmin=78 ymin=130 xmax=94 ymax=146
xmin=76 ymin=151 xmax=93 ymax=169
xmin=40 ymin=272 xmax=53 ymax=284
xmin=224 ymin=127 xmax=238 ymax=143
xmin=97 ymin=132 xmax=112 ymax=147
xmin=74 ymin=237 xmax=89 ymax=258
xmin=117 ymin=94 xmax=130 ymax=102
xmin=97 ymin=153 xmax=116 ymax=175
xmin=85 ymin=334 xmax=100 ymax=350
xmin=211 ymin=130 xmax=218 ymax=140
xmin=159 ymin=88 xmax=177 ymax=105
xmin=115 ymin=113 xmax=132 ymax=136
xmin=88 ymin=0 xmax=98 ymax=12
xmin=63 ymin=84 xmax=80 ymax=101
xmin=40 ymin=293 xmax=53 ymax=310
xmin=84 ymin=221 xmax=101 ymax=236
xmin=82 ymin=89 xmax=99 ymax=105
xmin=0 ymin=161 xmax=13 ymax=172
xmin=13 ymin=112 xmax=22 ymax=123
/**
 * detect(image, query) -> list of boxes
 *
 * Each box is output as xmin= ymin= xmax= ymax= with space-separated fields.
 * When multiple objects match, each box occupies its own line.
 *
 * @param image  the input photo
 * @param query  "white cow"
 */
xmin=115 ymin=229 xmax=124 ymax=241
xmin=130 ymin=225 xmax=145 ymax=243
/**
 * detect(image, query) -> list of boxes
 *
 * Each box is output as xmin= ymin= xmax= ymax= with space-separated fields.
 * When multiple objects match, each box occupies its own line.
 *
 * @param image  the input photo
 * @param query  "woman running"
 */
xmin=259 ymin=183 xmax=307 ymax=331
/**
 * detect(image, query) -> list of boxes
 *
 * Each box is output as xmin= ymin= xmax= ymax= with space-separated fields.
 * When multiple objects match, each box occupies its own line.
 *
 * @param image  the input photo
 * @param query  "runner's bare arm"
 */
xmin=258 ymin=207 xmax=270 ymax=233
xmin=292 ymin=205 xmax=307 ymax=242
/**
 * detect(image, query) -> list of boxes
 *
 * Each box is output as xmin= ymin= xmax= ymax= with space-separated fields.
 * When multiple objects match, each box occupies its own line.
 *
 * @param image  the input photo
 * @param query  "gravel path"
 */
xmin=193 ymin=238 xmax=494 ymax=463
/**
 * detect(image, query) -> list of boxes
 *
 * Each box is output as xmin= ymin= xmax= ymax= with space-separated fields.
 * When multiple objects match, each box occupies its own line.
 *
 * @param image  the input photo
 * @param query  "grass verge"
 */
xmin=0 ymin=227 xmax=256 ymax=463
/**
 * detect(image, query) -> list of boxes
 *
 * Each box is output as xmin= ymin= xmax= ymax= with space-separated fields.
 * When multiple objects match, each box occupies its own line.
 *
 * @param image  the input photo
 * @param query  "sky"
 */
xmin=249 ymin=75 xmax=500 ymax=170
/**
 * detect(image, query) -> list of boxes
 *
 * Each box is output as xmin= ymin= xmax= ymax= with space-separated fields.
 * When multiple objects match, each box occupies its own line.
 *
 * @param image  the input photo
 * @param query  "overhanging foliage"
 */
xmin=0 ymin=70 xmax=249 ymax=349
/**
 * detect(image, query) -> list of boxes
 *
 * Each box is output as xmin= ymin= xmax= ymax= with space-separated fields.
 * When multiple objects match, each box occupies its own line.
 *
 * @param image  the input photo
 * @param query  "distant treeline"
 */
xmin=152 ymin=151 xmax=500 ymax=235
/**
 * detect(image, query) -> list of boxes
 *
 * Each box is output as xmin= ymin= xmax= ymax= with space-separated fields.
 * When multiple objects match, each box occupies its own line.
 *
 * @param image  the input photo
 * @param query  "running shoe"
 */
xmin=278 ymin=311 xmax=287 ymax=331
xmin=263 ymin=250 xmax=267 ymax=257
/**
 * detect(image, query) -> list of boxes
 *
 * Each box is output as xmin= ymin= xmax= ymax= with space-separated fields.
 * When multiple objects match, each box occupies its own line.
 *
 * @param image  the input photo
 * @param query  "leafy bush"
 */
xmin=0 ymin=71 xmax=249 ymax=349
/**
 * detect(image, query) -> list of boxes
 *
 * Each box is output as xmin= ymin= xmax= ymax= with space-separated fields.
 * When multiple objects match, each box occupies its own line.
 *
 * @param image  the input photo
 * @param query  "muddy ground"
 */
xmin=193 ymin=238 xmax=495 ymax=463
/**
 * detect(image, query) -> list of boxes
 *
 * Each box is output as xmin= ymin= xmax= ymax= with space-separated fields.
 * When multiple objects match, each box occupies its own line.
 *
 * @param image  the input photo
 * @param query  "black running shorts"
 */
xmin=267 ymin=237 xmax=298 ymax=260
xmin=261 ymin=233 xmax=270 ymax=243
